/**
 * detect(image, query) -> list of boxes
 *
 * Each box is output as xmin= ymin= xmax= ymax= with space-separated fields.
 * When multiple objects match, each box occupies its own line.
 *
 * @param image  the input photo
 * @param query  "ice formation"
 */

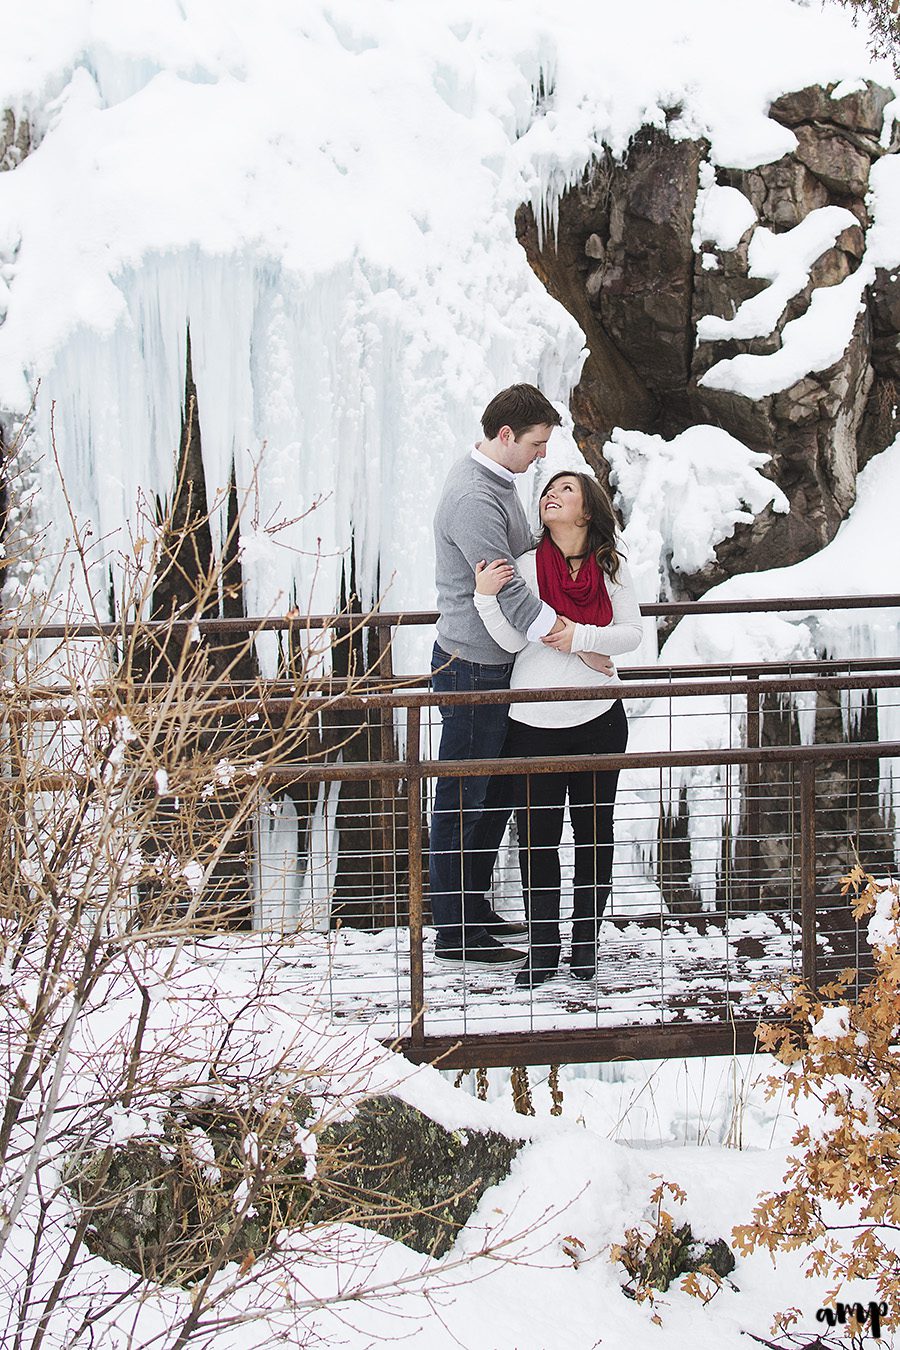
xmin=0 ymin=0 xmax=893 ymax=630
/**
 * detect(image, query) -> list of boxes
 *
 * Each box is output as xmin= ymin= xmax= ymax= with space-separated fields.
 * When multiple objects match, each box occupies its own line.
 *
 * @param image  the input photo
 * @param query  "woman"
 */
xmin=473 ymin=470 xmax=641 ymax=987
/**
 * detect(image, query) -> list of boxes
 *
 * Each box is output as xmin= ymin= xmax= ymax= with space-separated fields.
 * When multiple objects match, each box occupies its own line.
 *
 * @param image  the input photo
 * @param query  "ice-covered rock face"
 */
xmin=518 ymin=77 xmax=900 ymax=596
xmin=0 ymin=0 xmax=895 ymax=647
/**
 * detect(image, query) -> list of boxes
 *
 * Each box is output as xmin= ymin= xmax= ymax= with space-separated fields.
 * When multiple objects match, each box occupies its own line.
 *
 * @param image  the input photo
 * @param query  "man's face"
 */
xmin=498 ymin=422 xmax=554 ymax=474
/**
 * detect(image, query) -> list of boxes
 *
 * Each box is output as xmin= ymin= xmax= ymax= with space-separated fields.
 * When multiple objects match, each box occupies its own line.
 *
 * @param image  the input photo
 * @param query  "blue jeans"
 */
xmin=429 ymin=643 xmax=512 ymax=950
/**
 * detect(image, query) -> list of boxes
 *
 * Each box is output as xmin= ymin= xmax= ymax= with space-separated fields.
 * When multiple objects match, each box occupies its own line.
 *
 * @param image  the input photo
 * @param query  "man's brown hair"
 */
xmin=480 ymin=384 xmax=563 ymax=440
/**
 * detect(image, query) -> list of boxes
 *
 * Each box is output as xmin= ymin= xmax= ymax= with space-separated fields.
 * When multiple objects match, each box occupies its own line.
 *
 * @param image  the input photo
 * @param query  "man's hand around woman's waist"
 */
xmin=542 ymin=617 xmax=614 ymax=674
xmin=474 ymin=563 xmax=614 ymax=677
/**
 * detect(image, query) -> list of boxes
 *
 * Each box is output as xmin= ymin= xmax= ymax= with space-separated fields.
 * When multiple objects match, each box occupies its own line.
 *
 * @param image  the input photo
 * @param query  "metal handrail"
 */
xmin=14 ymin=655 xmax=900 ymax=704
xmin=2 ymin=591 xmax=899 ymax=639
xmin=13 ymin=670 xmax=900 ymax=722
xmin=276 ymin=669 xmax=900 ymax=711
xmin=13 ymin=735 xmax=897 ymax=794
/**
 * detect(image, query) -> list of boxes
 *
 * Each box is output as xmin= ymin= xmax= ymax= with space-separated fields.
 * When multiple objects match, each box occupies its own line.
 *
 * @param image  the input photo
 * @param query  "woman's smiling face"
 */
xmin=539 ymin=474 xmax=587 ymax=528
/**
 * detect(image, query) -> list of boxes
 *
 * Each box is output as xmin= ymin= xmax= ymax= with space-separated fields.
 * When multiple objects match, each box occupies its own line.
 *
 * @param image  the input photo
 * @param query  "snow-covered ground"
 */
xmin=2 ymin=930 xmax=891 ymax=1350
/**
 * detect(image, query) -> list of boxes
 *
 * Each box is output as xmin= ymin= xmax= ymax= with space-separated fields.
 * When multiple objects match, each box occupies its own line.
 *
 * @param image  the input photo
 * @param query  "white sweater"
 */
xmin=473 ymin=549 xmax=642 ymax=728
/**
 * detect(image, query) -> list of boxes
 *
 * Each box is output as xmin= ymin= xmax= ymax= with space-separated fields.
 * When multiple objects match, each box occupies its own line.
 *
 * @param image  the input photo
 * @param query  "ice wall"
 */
xmin=0 ymin=0 xmax=890 ymax=646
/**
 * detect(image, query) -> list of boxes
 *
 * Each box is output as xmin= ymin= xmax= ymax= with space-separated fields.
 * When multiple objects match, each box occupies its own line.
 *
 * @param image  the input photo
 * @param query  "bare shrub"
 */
xmin=0 ymin=428 xmax=532 ymax=1348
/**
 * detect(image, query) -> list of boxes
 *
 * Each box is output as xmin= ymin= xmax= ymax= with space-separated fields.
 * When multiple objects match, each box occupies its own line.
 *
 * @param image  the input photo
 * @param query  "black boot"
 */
xmin=515 ymin=959 xmax=558 ymax=988
xmin=570 ymin=919 xmax=597 ymax=981
xmin=514 ymin=893 xmax=560 ymax=986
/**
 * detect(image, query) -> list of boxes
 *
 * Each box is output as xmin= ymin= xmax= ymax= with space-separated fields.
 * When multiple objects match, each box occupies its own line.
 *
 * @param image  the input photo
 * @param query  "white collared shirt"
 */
xmin=470 ymin=447 xmax=515 ymax=482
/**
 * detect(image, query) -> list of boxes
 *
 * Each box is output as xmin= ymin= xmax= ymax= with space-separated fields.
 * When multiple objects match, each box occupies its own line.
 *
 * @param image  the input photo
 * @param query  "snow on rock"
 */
xmin=867 ymin=150 xmax=900 ymax=267
xmin=696 ymin=205 xmax=859 ymax=342
xmin=810 ymin=1004 xmax=851 ymax=1040
xmin=605 ymin=422 xmax=788 ymax=603
xmin=879 ymin=95 xmax=900 ymax=149
xmin=693 ymin=160 xmax=757 ymax=252
xmin=659 ymin=433 xmax=900 ymax=669
xmin=866 ymin=879 xmax=900 ymax=952
xmin=699 ymin=262 xmax=873 ymax=397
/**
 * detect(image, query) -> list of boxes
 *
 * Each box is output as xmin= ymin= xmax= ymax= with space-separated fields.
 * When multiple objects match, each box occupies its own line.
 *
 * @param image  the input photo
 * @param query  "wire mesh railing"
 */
xmin=244 ymin=673 xmax=900 ymax=1067
xmin=5 ymin=595 xmax=899 ymax=1067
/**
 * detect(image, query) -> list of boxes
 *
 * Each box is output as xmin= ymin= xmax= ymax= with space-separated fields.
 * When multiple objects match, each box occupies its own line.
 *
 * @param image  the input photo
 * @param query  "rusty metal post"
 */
xmin=745 ymin=670 xmax=761 ymax=908
xmin=405 ymin=706 xmax=425 ymax=1047
xmin=370 ymin=624 xmax=398 ymax=924
xmin=377 ymin=628 xmax=402 ymax=922
xmin=799 ymin=760 xmax=818 ymax=992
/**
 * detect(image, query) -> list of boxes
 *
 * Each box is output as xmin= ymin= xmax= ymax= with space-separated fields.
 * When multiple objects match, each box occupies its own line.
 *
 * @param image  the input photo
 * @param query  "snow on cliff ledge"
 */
xmin=0 ymin=0 xmax=894 ymax=626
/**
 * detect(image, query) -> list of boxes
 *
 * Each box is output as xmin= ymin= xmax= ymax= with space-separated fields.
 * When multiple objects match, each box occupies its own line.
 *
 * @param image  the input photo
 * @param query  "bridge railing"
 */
xmin=4 ymin=594 xmax=899 ymax=1067
xmin=250 ymin=677 xmax=900 ymax=1066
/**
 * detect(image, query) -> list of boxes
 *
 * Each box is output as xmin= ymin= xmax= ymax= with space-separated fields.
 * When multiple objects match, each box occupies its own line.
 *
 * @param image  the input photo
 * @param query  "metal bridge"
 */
xmin=8 ymin=593 xmax=900 ymax=1069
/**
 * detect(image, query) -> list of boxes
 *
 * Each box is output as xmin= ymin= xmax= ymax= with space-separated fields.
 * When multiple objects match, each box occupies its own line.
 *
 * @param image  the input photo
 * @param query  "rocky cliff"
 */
xmin=517 ymin=81 xmax=900 ymax=598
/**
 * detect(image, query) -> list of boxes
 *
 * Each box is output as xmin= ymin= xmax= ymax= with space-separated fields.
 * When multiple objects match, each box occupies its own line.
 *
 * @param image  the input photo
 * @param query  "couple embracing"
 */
xmin=430 ymin=384 xmax=642 ymax=988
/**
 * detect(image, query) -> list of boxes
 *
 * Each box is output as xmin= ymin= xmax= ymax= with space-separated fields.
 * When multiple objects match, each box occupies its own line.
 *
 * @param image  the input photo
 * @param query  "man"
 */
xmin=429 ymin=383 xmax=564 ymax=965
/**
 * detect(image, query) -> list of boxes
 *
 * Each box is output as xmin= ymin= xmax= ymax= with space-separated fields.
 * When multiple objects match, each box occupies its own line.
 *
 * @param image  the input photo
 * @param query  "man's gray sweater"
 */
xmin=434 ymin=454 xmax=543 ymax=664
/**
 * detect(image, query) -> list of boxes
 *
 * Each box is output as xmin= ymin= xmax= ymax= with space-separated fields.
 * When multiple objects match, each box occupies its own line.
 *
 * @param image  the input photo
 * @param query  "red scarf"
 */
xmin=535 ymin=534 xmax=612 ymax=626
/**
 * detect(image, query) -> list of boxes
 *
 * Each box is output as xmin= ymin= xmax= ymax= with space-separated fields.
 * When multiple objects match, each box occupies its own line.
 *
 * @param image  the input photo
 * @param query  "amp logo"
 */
xmin=816 ymin=1301 xmax=888 ymax=1339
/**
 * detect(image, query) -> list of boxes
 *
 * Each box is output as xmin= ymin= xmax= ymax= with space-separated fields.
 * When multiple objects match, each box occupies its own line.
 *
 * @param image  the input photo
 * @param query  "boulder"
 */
xmin=68 ymin=1092 xmax=523 ymax=1282
xmin=727 ymin=157 xmax=829 ymax=230
xmin=323 ymin=1094 xmax=522 ymax=1257
xmin=515 ymin=167 xmax=658 ymax=456
xmin=616 ymin=1218 xmax=736 ymax=1296
xmin=597 ymin=129 xmax=705 ymax=395
xmin=768 ymin=81 xmax=895 ymax=136
xmin=794 ymin=122 xmax=873 ymax=199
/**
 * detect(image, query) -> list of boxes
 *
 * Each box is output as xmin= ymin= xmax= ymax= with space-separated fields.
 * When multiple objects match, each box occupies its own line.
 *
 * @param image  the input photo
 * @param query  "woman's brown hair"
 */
xmin=538 ymin=470 xmax=623 ymax=582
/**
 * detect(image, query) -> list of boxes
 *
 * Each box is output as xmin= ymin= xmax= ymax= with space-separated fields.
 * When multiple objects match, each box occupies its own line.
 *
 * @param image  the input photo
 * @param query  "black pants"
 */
xmin=505 ymin=701 xmax=628 ymax=970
